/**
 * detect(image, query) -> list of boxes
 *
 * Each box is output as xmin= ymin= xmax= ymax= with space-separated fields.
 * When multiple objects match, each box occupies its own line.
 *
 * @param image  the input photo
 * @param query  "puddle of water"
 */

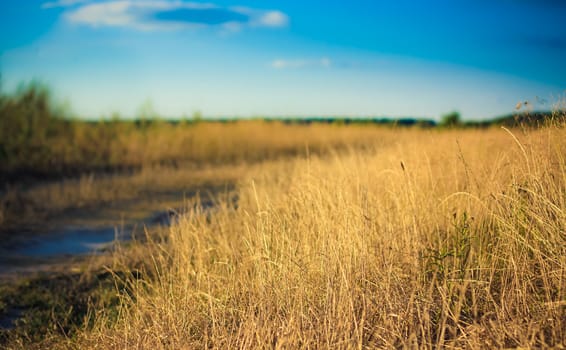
xmin=0 ymin=187 xmax=238 ymax=331
xmin=0 ymin=307 xmax=24 ymax=330
xmin=0 ymin=187 xmax=237 ymax=274
xmin=12 ymin=227 xmax=125 ymax=257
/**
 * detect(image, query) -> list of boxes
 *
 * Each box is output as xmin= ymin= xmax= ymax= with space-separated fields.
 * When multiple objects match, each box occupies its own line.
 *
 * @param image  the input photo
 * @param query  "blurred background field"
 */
xmin=2 ymin=83 xmax=563 ymax=184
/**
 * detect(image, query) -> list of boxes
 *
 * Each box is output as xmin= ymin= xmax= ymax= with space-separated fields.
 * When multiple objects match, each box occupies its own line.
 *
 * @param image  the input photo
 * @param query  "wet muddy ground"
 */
xmin=0 ymin=185 xmax=233 ymax=271
xmin=0 ymin=184 xmax=235 ymax=334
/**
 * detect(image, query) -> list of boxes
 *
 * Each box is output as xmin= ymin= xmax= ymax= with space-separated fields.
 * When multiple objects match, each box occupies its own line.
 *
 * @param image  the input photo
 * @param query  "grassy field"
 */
xmin=0 ymin=83 xmax=410 ymax=183
xmin=1 ymin=86 xmax=565 ymax=348
xmin=0 ymin=84 xmax=411 ymax=231
xmin=2 ymin=122 xmax=562 ymax=348
xmin=0 ymin=120 xmax=407 ymax=235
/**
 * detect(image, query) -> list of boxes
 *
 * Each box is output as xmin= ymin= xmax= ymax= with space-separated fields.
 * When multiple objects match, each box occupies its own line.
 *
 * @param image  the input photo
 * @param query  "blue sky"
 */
xmin=1 ymin=0 xmax=565 ymax=120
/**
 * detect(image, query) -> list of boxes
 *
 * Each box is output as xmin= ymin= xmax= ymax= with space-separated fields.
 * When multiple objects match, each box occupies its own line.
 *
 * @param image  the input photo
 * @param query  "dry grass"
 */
xmin=1 ymin=113 xmax=402 ymax=178
xmin=61 ymin=124 xmax=566 ymax=349
xmin=0 ymin=121 xmax=401 ymax=229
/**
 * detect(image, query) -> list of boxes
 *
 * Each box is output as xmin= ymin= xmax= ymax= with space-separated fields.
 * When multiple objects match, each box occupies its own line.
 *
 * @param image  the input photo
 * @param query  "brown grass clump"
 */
xmin=69 ymin=123 xmax=566 ymax=349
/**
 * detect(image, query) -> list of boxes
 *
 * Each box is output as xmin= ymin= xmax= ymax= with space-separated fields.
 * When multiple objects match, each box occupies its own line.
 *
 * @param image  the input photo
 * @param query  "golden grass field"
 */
xmin=54 ymin=123 xmax=564 ymax=348
xmin=1 ymin=119 xmax=565 ymax=348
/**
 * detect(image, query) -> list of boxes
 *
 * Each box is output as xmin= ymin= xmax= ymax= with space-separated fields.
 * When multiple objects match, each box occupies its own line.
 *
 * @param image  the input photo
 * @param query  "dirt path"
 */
xmin=0 ymin=183 xmax=235 ymax=278
xmin=0 ymin=182 xmax=237 ymax=337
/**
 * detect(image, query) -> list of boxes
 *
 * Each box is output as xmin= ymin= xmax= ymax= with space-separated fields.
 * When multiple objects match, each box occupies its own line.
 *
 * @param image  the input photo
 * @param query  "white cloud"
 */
xmin=66 ymin=1 xmax=137 ymax=28
xmin=320 ymin=57 xmax=331 ymax=68
xmin=53 ymin=1 xmax=288 ymax=31
xmin=271 ymin=57 xmax=332 ymax=69
xmin=255 ymin=11 xmax=289 ymax=27
xmin=232 ymin=6 xmax=288 ymax=28
xmin=42 ymin=0 xmax=91 ymax=9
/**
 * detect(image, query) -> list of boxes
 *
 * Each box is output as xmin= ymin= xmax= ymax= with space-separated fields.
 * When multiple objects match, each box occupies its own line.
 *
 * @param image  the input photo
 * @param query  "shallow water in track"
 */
xmin=0 ymin=186 xmax=233 ymax=278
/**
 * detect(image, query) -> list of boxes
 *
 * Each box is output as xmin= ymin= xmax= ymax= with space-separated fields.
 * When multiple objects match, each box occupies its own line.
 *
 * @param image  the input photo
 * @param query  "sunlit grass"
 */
xmin=65 ymin=122 xmax=566 ymax=348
